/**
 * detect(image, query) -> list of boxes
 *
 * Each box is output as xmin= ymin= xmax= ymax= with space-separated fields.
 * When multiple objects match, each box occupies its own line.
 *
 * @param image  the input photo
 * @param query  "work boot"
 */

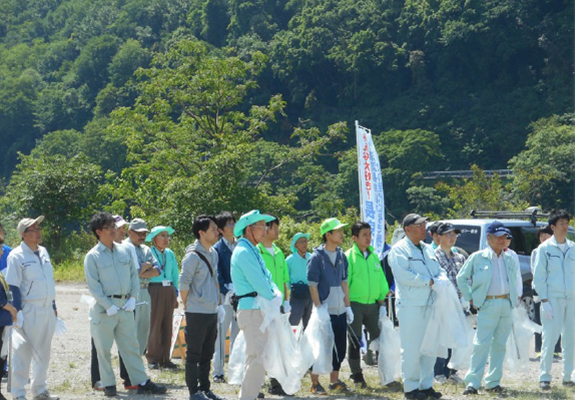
xmin=137 ymin=379 xmax=167 ymax=394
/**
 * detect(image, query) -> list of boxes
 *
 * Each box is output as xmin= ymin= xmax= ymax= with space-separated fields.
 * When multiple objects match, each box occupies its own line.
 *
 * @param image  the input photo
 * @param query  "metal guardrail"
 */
xmin=422 ymin=169 xmax=513 ymax=179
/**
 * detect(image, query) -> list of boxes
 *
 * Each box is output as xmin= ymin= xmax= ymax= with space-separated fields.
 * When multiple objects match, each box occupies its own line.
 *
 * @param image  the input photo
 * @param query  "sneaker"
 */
xmin=540 ymin=381 xmax=551 ymax=390
xmin=213 ymin=375 xmax=226 ymax=384
xmin=404 ymin=390 xmax=426 ymax=400
xmin=268 ymin=385 xmax=286 ymax=395
xmin=148 ymin=362 xmax=160 ymax=370
xmin=93 ymin=381 xmax=105 ymax=391
xmin=137 ymin=379 xmax=168 ymax=395
xmin=203 ymin=390 xmax=225 ymax=400
xmin=563 ymin=381 xmax=575 ymax=387
xmin=434 ymin=375 xmax=448 ymax=385
xmin=161 ymin=361 xmax=179 ymax=369
xmin=104 ymin=386 xmax=117 ymax=397
xmin=310 ymin=382 xmax=327 ymax=395
xmin=13 ymin=397 xmax=27 ymax=400
xmin=328 ymin=380 xmax=351 ymax=392
xmin=421 ymin=387 xmax=442 ymax=399
xmin=462 ymin=386 xmax=478 ymax=395
xmin=32 ymin=391 xmax=59 ymax=400
xmin=485 ymin=385 xmax=504 ymax=393
xmin=350 ymin=372 xmax=367 ymax=388
xmin=448 ymin=374 xmax=464 ymax=385
xmin=190 ymin=392 xmax=209 ymax=400
xmin=257 ymin=393 xmax=264 ymax=399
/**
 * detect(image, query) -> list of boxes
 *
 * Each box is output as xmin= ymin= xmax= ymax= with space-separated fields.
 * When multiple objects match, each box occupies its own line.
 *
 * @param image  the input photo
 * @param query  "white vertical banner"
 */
xmin=356 ymin=121 xmax=386 ymax=257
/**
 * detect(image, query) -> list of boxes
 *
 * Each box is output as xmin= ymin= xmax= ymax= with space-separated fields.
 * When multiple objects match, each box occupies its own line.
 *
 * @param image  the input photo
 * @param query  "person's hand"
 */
xmin=379 ymin=304 xmax=387 ymax=319
xmin=346 ymin=306 xmax=354 ymax=324
xmin=542 ymin=301 xmax=553 ymax=320
xmin=122 ymin=297 xmax=136 ymax=312
xmin=217 ymin=305 xmax=226 ymax=323
xmin=106 ymin=305 xmax=119 ymax=316
xmin=141 ymin=262 xmax=153 ymax=271
xmin=282 ymin=300 xmax=292 ymax=313
xmin=460 ymin=298 xmax=470 ymax=312
xmin=271 ymin=290 xmax=283 ymax=309
xmin=315 ymin=303 xmax=330 ymax=322
xmin=15 ymin=310 xmax=24 ymax=328
xmin=6 ymin=304 xmax=17 ymax=322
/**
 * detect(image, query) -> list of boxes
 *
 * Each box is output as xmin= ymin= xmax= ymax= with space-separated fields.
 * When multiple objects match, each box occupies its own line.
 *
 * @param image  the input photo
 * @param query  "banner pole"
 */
xmin=355 ymin=120 xmax=365 ymax=221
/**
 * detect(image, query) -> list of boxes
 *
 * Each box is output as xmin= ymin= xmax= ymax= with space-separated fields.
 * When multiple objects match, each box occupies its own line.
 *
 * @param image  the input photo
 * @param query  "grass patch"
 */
xmin=54 ymin=259 xmax=85 ymax=283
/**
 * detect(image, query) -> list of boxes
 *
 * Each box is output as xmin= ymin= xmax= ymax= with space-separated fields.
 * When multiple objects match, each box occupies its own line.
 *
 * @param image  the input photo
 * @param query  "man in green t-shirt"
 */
xmin=257 ymin=216 xmax=291 ymax=396
xmin=346 ymin=221 xmax=389 ymax=388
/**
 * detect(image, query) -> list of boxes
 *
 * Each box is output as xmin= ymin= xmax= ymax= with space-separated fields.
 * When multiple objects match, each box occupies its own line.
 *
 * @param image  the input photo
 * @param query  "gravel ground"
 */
xmin=3 ymin=283 xmax=572 ymax=400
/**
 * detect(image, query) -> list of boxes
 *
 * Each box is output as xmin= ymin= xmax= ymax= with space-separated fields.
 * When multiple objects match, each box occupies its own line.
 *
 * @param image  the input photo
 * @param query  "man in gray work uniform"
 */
xmin=85 ymin=212 xmax=167 ymax=397
xmin=123 ymin=218 xmax=160 ymax=366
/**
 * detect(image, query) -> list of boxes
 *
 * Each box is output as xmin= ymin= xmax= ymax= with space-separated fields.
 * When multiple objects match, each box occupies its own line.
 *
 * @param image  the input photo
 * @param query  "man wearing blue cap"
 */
xmin=286 ymin=232 xmax=312 ymax=328
xmin=307 ymin=218 xmax=353 ymax=394
xmin=457 ymin=221 xmax=520 ymax=395
xmin=388 ymin=213 xmax=446 ymax=400
xmin=533 ymin=210 xmax=575 ymax=390
xmin=231 ymin=210 xmax=281 ymax=400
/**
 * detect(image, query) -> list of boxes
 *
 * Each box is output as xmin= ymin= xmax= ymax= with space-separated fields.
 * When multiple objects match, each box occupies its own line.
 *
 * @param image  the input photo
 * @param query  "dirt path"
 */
xmin=4 ymin=283 xmax=571 ymax=400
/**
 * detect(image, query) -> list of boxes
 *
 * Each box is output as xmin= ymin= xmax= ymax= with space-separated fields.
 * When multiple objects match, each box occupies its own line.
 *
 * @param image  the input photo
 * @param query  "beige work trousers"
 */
xmin=237 ymin=309 xmax=268 ymax=400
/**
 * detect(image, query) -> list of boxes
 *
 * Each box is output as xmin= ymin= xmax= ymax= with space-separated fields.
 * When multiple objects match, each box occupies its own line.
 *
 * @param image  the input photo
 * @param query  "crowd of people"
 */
xmin=0 ymin=207 xmax=572 ymax=400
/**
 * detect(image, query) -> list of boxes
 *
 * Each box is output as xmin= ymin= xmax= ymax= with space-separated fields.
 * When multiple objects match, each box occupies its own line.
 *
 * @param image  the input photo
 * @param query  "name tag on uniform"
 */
xmin=7 ymin=292 xmax=13 ymax=302
xmin=162 ymin=280 xmax=171 ymax=287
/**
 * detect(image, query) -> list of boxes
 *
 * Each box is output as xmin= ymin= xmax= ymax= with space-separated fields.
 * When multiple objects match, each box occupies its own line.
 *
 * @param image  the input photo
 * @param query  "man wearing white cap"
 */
xmin=5 ymin=216 xmax=59 ymax=400
xmin=123 ymin=218 xmax=160 ymax=372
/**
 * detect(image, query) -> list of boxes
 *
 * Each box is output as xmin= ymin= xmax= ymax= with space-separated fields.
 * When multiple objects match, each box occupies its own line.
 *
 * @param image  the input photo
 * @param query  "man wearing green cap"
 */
xmin=346 ymin=221 xmax=389 ymax=388
xmin=146 ymin=226 xmax=179 ymax=369
xmin=307 ymin=218 xmax=353 ymax=394
xmin=231 ymin=210 xmax=282 ymax=400
xmin=256 ymin=216 xmax=291 ymax=396
xmin=286 ymin=232 xmax=312 ymax=328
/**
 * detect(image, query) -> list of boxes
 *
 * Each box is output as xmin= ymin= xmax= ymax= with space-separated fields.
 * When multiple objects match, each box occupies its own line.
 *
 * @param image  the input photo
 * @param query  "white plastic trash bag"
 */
xmin=227 ymin=330 xmax=246 ymax=385
xmin=257 ymin=296 xmax=303 ymax=395
xmin=505 ymin=306 xmax=541 ymax=374
xmin=369 ymin=314 xmax=401 ymax=385
xmin=0 ymin=327 xmax=10 ymax=358
xmin=54 ymin=318 xmax=67 ymax=336
xmin=448 ymin=314 xmax=476 ymax=371
xmin=421 ymin=276 xmax=469 ymax=358
xmin=298 ymin=304 xmax=334 ymax=375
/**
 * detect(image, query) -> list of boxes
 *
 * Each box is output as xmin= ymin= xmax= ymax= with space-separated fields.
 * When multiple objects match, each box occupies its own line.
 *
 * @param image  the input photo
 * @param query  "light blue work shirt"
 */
xmin=286 ymin=252 xmax=310 ymax=284
xmin=388 ymin=237 xmax=446 ymax=306
xmin=533 ymin=236 xmax=575 ymax=300
xmin=231 ymin=238 xmax=277 ymax=310
xmin=457 ymin=246 xmax=520 ymax=309
xmin=149 ymin=247 xmax=179 ymax=289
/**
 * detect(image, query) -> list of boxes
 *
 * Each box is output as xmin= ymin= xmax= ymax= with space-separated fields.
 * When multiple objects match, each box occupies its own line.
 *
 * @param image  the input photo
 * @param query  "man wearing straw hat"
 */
xmin=231 ymin=210 xmax=281 ymax=400
xmin=5 ymin=216 xmax=59 ymax=400
xmin=146 ymin=225 xmax=179 ymax=369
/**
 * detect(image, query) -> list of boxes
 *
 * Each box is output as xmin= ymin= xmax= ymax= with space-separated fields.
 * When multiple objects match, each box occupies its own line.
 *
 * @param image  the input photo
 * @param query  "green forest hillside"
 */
xmin=0 ymin=0 xmax=573 ymax=253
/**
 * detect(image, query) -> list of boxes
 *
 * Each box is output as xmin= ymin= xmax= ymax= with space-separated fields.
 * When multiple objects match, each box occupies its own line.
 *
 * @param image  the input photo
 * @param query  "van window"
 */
xmin=507 ymin=227 xmax=526 ymax=255
xmin=453 ymin=225 xmax=481 ymax=254
xmin=522 ymin=227 xmax=540 ymax=255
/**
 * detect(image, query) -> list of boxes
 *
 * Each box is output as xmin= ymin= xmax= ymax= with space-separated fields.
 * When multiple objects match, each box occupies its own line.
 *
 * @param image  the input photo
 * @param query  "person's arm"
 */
xmin=128 ymin=248 xmax=140 ymax=299
xmin=532 ymin=245 xmax=548 ymax=301
xmin=180 ymin=290 xmax=189 ymax=311
xmin=456 ymin=254 xmax=475 ymax=303
xmin=179 ymin=252 xmax=198 ymax=309
xmin=307 ymin=254 xmax=322 ymax=306
xmin=309 ymin=285 xmax=321 ymax=307
xmin=242 ymin=251 xmax=275 ymax=300
xmin=0 ymin=283 xmax=16 ymax=321
xmin=341 ymin=280 xmax=351 ymax=307
xmin=388 ymin=247 xmax=432 ymax=287
xmin=5 ymin=253 xmax=23 ymax=311
xmin=84 ymin=253 xmax=114 ymax=310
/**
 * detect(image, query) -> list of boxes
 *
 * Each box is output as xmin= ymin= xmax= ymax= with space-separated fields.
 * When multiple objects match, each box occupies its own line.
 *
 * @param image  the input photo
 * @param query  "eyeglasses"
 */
xmin=226 ymin=222 xmax=236 ymax=227
xmin=103 ymin=225 xmax=116 ymax=231
xmin=444 ymin=233 xmax=460 ymax=238
xmin=251 ymin=224 xmax=269 ymax=231
xmin=25 ymin=227 xmax=41 ymax=233
xmin=411 ymin=223 xmax=426 ymax=228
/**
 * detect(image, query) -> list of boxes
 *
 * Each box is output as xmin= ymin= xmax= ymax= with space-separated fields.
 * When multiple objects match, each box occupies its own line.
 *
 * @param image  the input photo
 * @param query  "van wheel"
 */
xmin=521 ymin=289 xmax=536 ymax=321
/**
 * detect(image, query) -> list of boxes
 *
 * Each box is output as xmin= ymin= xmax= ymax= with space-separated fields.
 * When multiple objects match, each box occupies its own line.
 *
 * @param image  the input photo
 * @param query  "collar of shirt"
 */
xmin=223 ymin=237 xmax=237 ymax=251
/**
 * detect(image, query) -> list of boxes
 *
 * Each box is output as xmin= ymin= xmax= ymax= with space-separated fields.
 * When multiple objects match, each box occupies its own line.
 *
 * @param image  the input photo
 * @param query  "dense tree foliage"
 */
xmin=0 ymin=0 xmax=572 ymax=252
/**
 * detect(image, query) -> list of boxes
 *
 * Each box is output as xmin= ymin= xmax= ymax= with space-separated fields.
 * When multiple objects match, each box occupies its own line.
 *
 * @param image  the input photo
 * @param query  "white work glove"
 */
xmin=217 ymin=305 xmax=226 ymax=323
xmin=346 ymin=306 xmax=354 ymax=324
xmin=122 ymin=297 xmax=136 ymax=312
xmin=225 ymin=283 xmax=235 ymax=293
xmin=379 ymin=305 xmax=387 ymax=319
xmin=271 ymin=290 xmax=283 ymax=310
xmin=106 ymin=305 xmax=119 ymax=316
xmin=460 ymin=298 xmax=470 ymax=312
xmin=542 ymin=301 xmax=553 ymax=320
xmin=224 ymin=290 xmax=234 ymax=305
xmin=282 ymin=300 xmax=292 ymax=313
xmin=15 ymin=311 xmax=24 ymax=328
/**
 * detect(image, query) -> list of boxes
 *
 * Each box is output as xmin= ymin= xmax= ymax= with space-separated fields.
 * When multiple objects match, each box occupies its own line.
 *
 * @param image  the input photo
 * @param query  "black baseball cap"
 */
xmin=428 ymin=221 xmax=442 ymax=234
xmin=437 ymin=223 xmax=461 ymax=235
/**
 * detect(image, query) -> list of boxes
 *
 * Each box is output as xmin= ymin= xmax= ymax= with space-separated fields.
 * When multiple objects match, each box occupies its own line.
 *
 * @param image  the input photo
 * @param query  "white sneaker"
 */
xmin=434 ymin=375 xmax=448 ymax=385
xmin=12 ymin=396 xmax=27 ymax=400
xmin=449 ymin=374 xmax=465 ymax=384
xmin=32 ymin=391 xmax=59 ymax=400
